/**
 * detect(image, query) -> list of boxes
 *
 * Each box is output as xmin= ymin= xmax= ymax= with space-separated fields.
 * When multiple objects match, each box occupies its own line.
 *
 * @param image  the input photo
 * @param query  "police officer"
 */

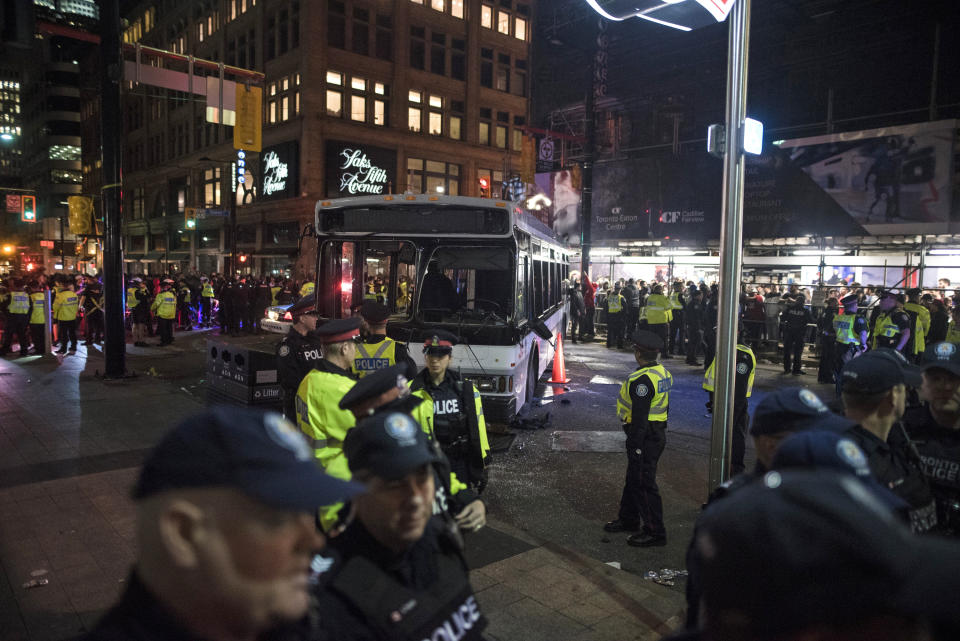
xmin=780 ymin=293 xmax=812 ymax=375
xmin=80 ymin=408 xmax=363 ymax=641
xmin=200 ymin=276 xmax=215 ymax=327
xmin=131 ymin=278 xmax=151 ymax=347
xmin=644 ymin=285 xmax=672 ymax=360
xmin=295 ymin=318 xmax=361 ymax=529
xmin=702 ymin=331 xmax=756 ymax=475
xmin=276 ymin=294 xmax=323 ymax=421
xmin=816 ymin=297 xmax=838 ymax=383
xmin=152 ymin=279 xmax=178 ymax=346
xmin=605 ymin=285 xmax=626 ymax=349
xmin=871 ymin=291 xmax=911 ymax=354
xmin=28 ymin=281 xmax=46 ymax=354
xmin=338 ymin=364 xmax=487 ymax=531
xmin=622 ymin=278 xmax=640 ymax=339
xmin=310 ymin=411 xmax=488 ymax=641
xmin=833 ymin=293 xmax=869 ymax=397
xmin=52 ymin=279 xmax=80 ymax=354
xmin=80 ymin=276 xmax=104 ymax=346
xmin=0 ymin=277 xmax=30 ymax=357
xmin=901 ymin=342 xmax=960 ymax=535
xmin=408 ymin=330 xmax=490 ymax=495
xmin=839 ymin=352 xmax=937 ymax=532
xmin=299 ymin=277 xmax=315 ymax=299
xmin=605 ymin=330 xmax=672 ymax=546
xmin=668 ymin=281 xmax=686 ymax=357
xmin=684 ymin=287 xmax=704 ymax=366
xmin=903 ymin=287 xmax=930 ymax=362
xmin=353 ymin=300 xmax=415 ymax=378
xmin=176 ymin=279 xmax=193 ymax=331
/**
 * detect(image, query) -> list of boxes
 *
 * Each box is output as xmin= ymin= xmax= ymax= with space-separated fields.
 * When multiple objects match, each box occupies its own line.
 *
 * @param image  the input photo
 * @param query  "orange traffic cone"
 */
xmin=549 ymin=332 xmax=571 ymax=384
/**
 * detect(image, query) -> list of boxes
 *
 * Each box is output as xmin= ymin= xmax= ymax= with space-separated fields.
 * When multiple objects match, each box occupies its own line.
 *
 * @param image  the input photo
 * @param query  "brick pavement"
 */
xmin=0 ymin=343 xmax=684 ymax=641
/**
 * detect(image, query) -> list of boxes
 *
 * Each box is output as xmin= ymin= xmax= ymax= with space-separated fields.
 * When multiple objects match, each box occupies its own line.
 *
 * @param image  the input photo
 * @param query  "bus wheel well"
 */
xmin=525 ymin=346 xmax=539 ymax=407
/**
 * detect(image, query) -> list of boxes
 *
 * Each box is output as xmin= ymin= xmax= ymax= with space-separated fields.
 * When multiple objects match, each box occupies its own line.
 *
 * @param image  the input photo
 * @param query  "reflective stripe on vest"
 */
xmin=351 ymin=338 xmax=397 ymax=377
xmin=703 ymin=345 xmax=756 ymax=397
xmin=30 ymin=292 xmax=45 ymax=324
xmin=607 ymin=294 xmax=623 ymax=313
xmin=617 ymin=364 xmax=671 ymax=423
xmin=833 ymin=313 xmax=861 ymax=344
xmin=872 ymin=313 xmax=901 ymax=347
xmin=8 ymin=291 xmax=29 ymax=315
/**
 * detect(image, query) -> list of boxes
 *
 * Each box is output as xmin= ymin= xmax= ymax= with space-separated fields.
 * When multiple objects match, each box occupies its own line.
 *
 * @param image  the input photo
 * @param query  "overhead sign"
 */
xmin=260 ymin=141 xmax=299 ymax=200
xmin=234 ymin=85 xmax=262 ymax=152
xmin=324 ymin=141 xmax=396 ymax=198
xmin=584 ymin=0 xmax=735 ymax=30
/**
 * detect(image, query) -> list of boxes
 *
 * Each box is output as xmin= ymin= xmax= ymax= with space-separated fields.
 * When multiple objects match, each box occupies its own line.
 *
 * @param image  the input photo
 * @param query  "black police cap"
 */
xmin=286 ymin=293 xmax=317 ymax=319
xmin=134 ymin=407 xmax=363 ymax=511
xmin=359 ymin=300 xmax=390 ymax=324
xmin=840 ymin=293 xmax=859 ymax=306
xmin=750 ymin=387 xmax=854 ymax=436
xmin=631 ymin=330 xmax=663 ymax=351
xmin=339 ymin=364 xmax=411 ymax=411
xmin=310 ymin=317 xmax=362 ymax=344
xmin=344 ymin=412 xmax=441 ymax=480
xmin=423 ymin=329 xmax=459 ymax=354
xmin=921 ymin=341 xmax=960 ymax=377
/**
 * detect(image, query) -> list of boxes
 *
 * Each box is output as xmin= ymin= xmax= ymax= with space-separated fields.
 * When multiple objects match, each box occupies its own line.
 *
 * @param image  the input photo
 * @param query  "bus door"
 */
xmin=319 ymin=239 xmax=416 ymax=319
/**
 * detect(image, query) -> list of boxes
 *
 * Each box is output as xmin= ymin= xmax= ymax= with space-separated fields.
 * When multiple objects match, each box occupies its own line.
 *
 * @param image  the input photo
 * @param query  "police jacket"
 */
xmin=684 ymin=298 xmax=704 ymax=330
xmin=410 ymin=370 xmax=490 ymax=490
xmin=834 ymin=311 xmax=868 ymax=346
xmin=80 ymin=572 xmax=305 ymax=641
xmin=901 ymin=405 xmax=960 ymax=534
xmin=702 ymin=344 xmax=756 ymax=414
xmin=277 ymin=328 xmax=325 ymax=417
xmin=780 ymin=304 xmax=812 ymax=333
xmin=872 ymin=309 xmax=911 ymax=350
xmin=903 ymin=301 xmax=930 ymax=356
xmin=617 ymin=363 xmax=671 ymax=445
xmin=842 ymin=424 xmax=937 ymax=533
xmin=352 ymin=335 xmax=415 ymax=379
xmin=310 ymin=518 xmax=486 ymax=641
xmin=295 ymin=360 xmax=358 ymax=528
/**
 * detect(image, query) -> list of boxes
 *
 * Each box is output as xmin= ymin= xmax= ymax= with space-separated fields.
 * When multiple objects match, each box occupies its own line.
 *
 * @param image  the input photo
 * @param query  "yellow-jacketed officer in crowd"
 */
xmin=338 ymin=363 xmax=488 ymax=531
xmin=871 ymin=291 xmax=911 ymax=355
xmin=270 ymin=280 xmax=281 ymax=306
xmin=200 ymin=277 xmax=215 ymax=328
xmin=52 ymin=280 xmax=80 ymax=354
xmin=702 ymin=332 xmax=756 ymax=475
xmin=644 ymin=285 xmax=673 ymax=359
xmin=0 ymin=278 xmax=31 ymax=357
xmin=904 ymin=287 xmax=931 ymax=361
xmin=833 ymin=293 xmax=870 ymax=397
xmin=28 ymin=281 xmax=46 ymax=354
xmin=295 ymin=317 xmax=361 ymax=529
xmin=606 ymin=286 xmax=626 ymax=349
xmin=605 ymin=330 xmax=672 ymax=547
xmin=298 ymin=278 xmax=315 ymax=299
xmin=151 ymin=279 xmax=177 ymax=346
xmin=947 ymin=307 xmax=960 ymax=344
xmin=352 ymin=300 xmax=415 ymax=378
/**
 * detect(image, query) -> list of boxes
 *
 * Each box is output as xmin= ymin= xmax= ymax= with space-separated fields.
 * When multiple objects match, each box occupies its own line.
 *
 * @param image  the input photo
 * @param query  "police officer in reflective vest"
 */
xmin=151 ymin=279 xmax=178 ymax=346
xmin=339 ymin=364 xmax=487 ymax=532
xmin=644 ymin=285 xmax=672 ymax=360
xmin=310 ymin=411 xmax=488 ymax=641
xmin=605 ymin=286 xmax=626 ymax=349
xmin=605 ymin=330 xmax=672 ymax=547
xmin=833 ymin=293 xmax=869 ymax=397
xmin=52 ymin=279 xmax=80 ymax=354
xmin=703 ymin=333 xmax=756 ymax=475
xmin=0 ymin=278 xmax=30 ymax=357
xmin=871 ymin=291 xmax=911 ymax=354
xmin=409 ymin=330 xmax=490 ymax=494
xmin=299 ymin=278 xmax=315 ymax=299
xmin=903 ymin=287 xmax=930 ymax=362
xmin=28 ymin=281 xmax=46 ymax=354
xmin=200 ymin=277 xmax=215 ymax=327
xmin=295 ymin=318 xmax=361 ymax=529
xmin=353 ymin=300 xmax=415 ymax=379
xmin=276 ymin=294 xmax=323 ymax=420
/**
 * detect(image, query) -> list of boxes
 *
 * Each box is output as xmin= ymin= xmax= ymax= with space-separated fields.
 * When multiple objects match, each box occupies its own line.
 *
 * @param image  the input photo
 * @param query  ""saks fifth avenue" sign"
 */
xmin=325 ymin=141 xmax=396 ymax=198
xmin=260 ymin=141 xmax=299 ymax=200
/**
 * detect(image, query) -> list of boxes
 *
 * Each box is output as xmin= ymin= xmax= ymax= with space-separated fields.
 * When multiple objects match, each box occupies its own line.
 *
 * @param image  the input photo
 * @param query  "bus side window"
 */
xmin=516 ymin=255 xmax=527 ymax=320
xmin=533 ymin=259 xmax=544 ymax=317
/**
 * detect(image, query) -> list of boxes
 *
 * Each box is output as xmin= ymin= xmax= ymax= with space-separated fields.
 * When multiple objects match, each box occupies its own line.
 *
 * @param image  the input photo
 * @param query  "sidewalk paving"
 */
xmin=0 ymin=342 xmax=684 ymax=641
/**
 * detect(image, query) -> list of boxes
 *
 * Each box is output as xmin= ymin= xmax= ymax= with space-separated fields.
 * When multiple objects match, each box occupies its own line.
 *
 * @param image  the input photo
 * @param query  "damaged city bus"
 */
xmin=313 ymin=194 xmax=572 ymax=421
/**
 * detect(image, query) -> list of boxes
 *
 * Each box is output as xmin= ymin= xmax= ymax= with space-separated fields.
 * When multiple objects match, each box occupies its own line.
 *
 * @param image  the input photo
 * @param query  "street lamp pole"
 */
xmin=707 ymin=0 xmax=752 ymax=490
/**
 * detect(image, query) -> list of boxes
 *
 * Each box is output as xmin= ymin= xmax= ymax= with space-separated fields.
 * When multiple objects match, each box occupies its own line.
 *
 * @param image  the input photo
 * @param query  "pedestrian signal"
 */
xmin=21 ymin=194 xmax=36 ymax=222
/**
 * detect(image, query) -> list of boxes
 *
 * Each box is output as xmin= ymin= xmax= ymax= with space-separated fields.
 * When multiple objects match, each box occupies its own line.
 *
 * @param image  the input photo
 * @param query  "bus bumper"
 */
xmin=480 ymin=394 xmax=516 ymax=424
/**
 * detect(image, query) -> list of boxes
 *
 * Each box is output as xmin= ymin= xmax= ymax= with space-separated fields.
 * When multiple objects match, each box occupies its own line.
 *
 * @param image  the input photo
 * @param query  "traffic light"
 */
xmin=238 ymin=254 xmax=248 ymax=263
xmin=478 ymin=177 xmax=490 ymax=197
xmin=20 ymin=194 xmax=36 ymax=222
xmin=185 ymin=207 xmax=197 ymax=229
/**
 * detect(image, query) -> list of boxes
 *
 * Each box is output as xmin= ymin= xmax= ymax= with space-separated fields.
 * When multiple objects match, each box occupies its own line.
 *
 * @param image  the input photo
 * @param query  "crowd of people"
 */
xmin=0 ymin=268 xmax=318 ymax=353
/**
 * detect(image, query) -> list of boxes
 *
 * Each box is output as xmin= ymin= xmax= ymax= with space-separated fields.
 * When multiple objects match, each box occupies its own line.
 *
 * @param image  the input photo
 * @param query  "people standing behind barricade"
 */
xmin=80 ymin=275 xmax=104 ymax=346
xmin=741 ymin=287 xmax=765 ymax=351
xmin=817 ymin=296 xmax=839 ymax=383
xmin=310 ymin=411 xmax=489 ymax=641
xmin=900 ymin=342 xmax=960 ymax=536
xmin=684 ymin=287 xmax=704 ymax=366
xmin=904 ymin=287 xmax=930 ymax=362
xmin=872 ymin=291 xmax=912 ymax=355
xmin=605 ymin=284 xmax=626 ymax=349
xmin=622 ymin=278 xmax=641 ymax=339
xmin=568 ymin=279 xmax=585 ymax=344
xmin=925 ymin=295 xmax=948 ymax=344
xmin=780 ymin=292 xmax=812 ymax=376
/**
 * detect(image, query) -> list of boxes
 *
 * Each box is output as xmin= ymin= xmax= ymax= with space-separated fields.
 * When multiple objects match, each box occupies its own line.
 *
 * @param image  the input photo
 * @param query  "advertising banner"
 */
xmin=533 ymin=170 xmax=581 ymax=245
xmin=325 ymin=141 xmax=396 ymax=198
xmin=260 ymin=141 xmax=299 ymax=201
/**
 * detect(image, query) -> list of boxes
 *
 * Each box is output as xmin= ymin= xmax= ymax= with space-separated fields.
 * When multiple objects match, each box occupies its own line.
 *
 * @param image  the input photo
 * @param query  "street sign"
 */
xmin=584 ymin=0 xmax=736 ymax=30
xmin=5 ymin=194 xmax=20 ymax=214
xmin=196 ymin=208 xmax=230 ymax=219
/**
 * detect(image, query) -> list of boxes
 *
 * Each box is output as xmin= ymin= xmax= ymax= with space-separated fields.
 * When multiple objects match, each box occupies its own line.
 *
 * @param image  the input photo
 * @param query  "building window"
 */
xmin=407 ymin=158 xmax=460 ymax=195
xmin=408 ymin=107 xmax=421 ymax=132
xmin=375 ymin=15 xmax=392 ymax=60
xmin=204 ymin=168 xmax=222 ymax=206
xmin=478 ymin=168 xmax=504 ymax=198
xmin=429 ymin=112 xmax=442 ymax=135
xmin=480 ymin=48 xmax=493 ymax=88
xmin=328 ymin=1 xmax=346 ymax=49
xmin=410 ymin=26 xmax=426 ymax=70
xmin=451 ymin=0 xmax=464 ymax=18
xmin=431 ymin=0 xmax=444 ymax=10
xmin=430 ymin=32 xmax=446 ymax=75
xmin=351 ymin=95 xmax=366 ymax=121
xmin=478 ymin=122 xmax=490 ymax=145
xmin=497 ymin=10 xmax=510 ymax=34
xmin=481 ymin=5 xmax=493 ymax=28
xmin=451 ymin=38 xmax=466 ymax=81
xmin=353 ymin=7 xmax=370 ymax=56
xmin=449 ymin=116 xmax=461 ymax=140
xmin=495 ymin=125 xmax=507 ymax=149
xmin=515 ymin=16 xmax=527 ymax=40
xmin=326 ymin=71 xmax=343 ymax=116
xmin=374 ymin=100 xmax=386 ymax=126
xmin=496 ymin=53 xmax=511 ymax=92
xmin=132 ymin=187 xmax=144 ymax=220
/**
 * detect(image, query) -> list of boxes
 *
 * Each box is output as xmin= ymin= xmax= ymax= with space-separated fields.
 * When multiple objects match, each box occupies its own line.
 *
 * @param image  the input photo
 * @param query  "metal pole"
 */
xmin=59 ymin=216 xmax=65 ymax=267
xmin=100 ymin=0 xmax=126 ymax=377
xmin=707 ymin=0 xmax=751 ymax=493
xmin=929 ymin=23 xmax=940 ymax=121
xmin=44 ymin=288 xmax=53 ymax=355
xmin=579 ymin=30 xmax=596 ymax=281
xmin=230 ymin=166 xmax=238 ymax=275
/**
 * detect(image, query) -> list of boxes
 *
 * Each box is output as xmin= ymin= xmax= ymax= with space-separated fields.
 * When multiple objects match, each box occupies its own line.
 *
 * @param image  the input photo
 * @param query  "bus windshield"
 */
xmin=419 ymin=244 xmax=514 ymax=324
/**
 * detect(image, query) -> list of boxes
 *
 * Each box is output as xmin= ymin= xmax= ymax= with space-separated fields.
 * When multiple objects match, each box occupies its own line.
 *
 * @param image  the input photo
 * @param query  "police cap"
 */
xmin=338 ymin=364 xmax=411 ymax=412
xmin=359 ymin=300 xmax=390 ymax=324
xmin=920 ymin=341 xmax=960 ymax=377
xmin=695 ymin=470 xmax=960 ymax=636
xmin=905 ymin=287 xmax=921 ymax=297
xmin=286 ymin=293 xmax=317 ymax=320
xmin=749 ymin=387 xmax=854 ymax=436
xmin=344 ymin=412 xmax=441 ymax=480
xmin=840 ymin=293 xmax=859 ymax=307
xmin=310 ymin=317 xmax=362 ymax=344
xmin=423 ymin=329 xmax=458 ymax=355
xmin=133 ymin=407 xmax=363 ymax=511
xmin=770 ymin=430 xmax=908 ymax=513
xmin=630 ymin=330 xmax=663 ymax=351
xmin=846 ymin=348 xmax=922 ymax=390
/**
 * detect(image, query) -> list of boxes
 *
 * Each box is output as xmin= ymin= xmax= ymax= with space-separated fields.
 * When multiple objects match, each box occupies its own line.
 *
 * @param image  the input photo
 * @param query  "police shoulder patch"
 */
xmin=279 ymin=344 xmax=290 ymax=357
xmin=798 ymin=388 xmax=826 ymax=412
xmin=635 ymin=383 xmax=649 ymax=397
xmin=836 ymin=438 xmax=869 ymax=473
xmin=736 ymin=362 xmax=748 ymax=374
